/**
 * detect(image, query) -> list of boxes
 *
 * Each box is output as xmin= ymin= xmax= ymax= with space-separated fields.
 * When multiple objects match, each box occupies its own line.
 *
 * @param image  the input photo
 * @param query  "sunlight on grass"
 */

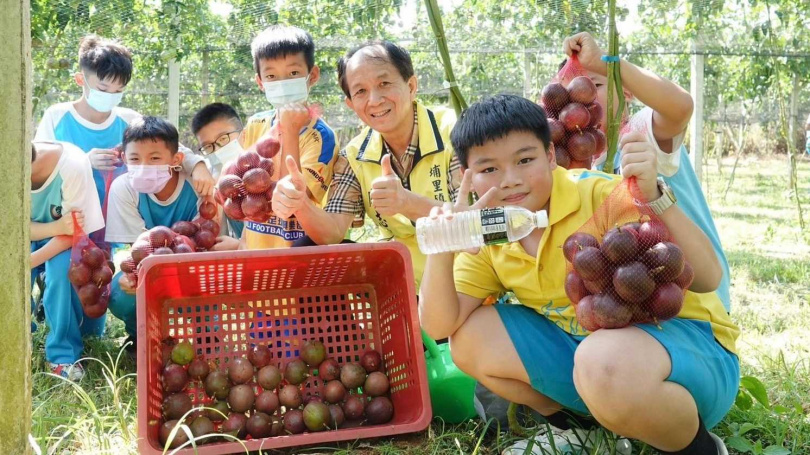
xmin=30 ymin=336 xmax=137 ymax=454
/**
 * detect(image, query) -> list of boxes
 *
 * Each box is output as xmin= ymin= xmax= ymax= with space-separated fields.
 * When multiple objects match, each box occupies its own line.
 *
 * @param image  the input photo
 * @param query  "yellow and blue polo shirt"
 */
xmin=240 ymin=110 xmax=339 ymax=249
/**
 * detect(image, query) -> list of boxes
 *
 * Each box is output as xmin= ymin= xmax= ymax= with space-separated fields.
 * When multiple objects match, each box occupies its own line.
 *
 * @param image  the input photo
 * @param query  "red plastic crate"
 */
xmin=135 ymin=243 xmax=431 ymax=455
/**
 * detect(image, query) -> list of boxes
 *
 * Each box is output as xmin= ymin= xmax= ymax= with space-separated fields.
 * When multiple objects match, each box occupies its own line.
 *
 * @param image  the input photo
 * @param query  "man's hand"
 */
xmin=563 ymin=32 xmax=608 ymax=77
xmin=272 ymin=156 xmax=308 ymax=220
xmin=210 ymin=236 xmax=241 ymax=251
xmin=88 ymin=148 xmax=118 ymax=171
xmin=619 ymin=131 xmax=661 ymax=202
xmin=59 ymin=210 xmax=84 ymax=236
xmin=119 ymin=273 xmax=137 ymax=295
xmin=370 ymin=154 xmax=411 ymax=217
xmin=278 ymin=102 xmax=312 ymax=135
xmin=191 ymin=162 xmax=216 ymax=197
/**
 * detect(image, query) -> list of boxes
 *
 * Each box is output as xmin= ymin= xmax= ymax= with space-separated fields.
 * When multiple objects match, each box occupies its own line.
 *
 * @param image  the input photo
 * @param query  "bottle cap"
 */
xmin=534 ymin=210 xmax=549 ymax=228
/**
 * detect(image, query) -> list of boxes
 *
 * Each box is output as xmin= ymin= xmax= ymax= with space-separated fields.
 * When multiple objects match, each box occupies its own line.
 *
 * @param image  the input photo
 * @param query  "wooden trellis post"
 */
xmin=0 ymin=0 xmax=33 ymax=453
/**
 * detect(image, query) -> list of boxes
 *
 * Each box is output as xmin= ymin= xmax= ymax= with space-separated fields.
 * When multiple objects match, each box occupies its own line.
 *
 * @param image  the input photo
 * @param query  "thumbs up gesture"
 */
xmin=370 ymin=154 xmax=409 ymax=217
xmin=272 ymin=156 xmax=309 ymax=220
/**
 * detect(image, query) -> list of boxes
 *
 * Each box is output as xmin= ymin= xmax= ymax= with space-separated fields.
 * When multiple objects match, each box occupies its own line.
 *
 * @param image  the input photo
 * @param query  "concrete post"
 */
xmin=689 ymin=46 xmax=705 ymax=185
xmin=523 ymin=50 xmax=532 ymax=99
xmin=168 ymin=59 xmax=180 ymax=126
xmin=0 ymin=0 xmax=33 ymax=454
xmin=201 ymin=50 xmax=210 ymax=107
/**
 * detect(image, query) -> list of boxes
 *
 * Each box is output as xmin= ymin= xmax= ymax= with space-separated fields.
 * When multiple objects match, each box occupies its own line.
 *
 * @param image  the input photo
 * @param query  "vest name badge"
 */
xmin=428 ymin=164 xmax=445 ymax=202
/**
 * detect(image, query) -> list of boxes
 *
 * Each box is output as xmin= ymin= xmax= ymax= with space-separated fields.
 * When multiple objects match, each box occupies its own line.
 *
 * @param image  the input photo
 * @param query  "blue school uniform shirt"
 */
xmin=35 ymin=103 xmax=141 ymax=204
xmin=663 ymin=147 xmax=732 ymax=311
xmin=104 ymin=172 xmax=200 ymax=244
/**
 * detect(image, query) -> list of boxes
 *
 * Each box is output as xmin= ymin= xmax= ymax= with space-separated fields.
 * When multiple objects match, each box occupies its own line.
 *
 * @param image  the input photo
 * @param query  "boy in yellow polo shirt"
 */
xmin=420 ymin=95 xmax=739 ymax=455
xmin=239 ymin=25 xmax=338 ymax=249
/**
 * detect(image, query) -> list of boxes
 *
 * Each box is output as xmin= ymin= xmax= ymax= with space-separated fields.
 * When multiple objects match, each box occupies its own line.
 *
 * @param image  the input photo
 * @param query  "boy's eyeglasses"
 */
xmin=198 ymin=130 xmax=241 ymax=155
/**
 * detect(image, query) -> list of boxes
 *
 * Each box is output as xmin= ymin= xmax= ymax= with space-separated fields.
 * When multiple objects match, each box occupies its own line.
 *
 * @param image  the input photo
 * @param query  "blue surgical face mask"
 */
xmin=263 ymin=75 xmax=310 ymax=106
xmin=84 ymin=74 xmax=124 ymax=112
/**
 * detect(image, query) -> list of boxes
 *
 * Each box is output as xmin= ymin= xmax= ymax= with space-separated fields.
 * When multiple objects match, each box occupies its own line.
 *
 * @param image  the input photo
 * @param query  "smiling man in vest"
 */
xmin=272 ymin=40 xmax=461 ymax=289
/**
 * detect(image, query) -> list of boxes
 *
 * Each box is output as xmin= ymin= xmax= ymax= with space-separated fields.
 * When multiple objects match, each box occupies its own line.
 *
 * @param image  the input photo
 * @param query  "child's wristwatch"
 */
xmin=646 ymin=178 xmax=677 ymax=215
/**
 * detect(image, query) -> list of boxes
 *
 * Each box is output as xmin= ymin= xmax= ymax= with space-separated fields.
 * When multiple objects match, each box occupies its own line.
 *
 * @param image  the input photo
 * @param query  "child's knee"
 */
xmin=575 ymin=337 xmax=635 ymax=398
xmin=448 ymin=325 xmax=479 ymax=376
xmin=574 ymin=332 xmax=663 ymax=422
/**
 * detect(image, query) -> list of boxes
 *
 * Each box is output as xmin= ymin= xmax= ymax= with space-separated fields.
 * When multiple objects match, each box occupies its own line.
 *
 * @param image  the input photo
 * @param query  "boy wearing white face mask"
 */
xmin=191 ymin=102 xmax=245 ymax=238
xmin=104 ymin=117 xmax=235 ymax=344
xmin=35 ymin=35 xmax=215 ymax=209
xmin=191 ymin=103 xmax=245 ymax=178
xmin=239 ymin=25 xmax=339 ymax=249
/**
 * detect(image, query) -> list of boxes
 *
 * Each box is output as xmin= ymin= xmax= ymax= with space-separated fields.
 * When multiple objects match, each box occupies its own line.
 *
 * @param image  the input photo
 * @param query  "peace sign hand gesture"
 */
xmin=426 ymin=170 xmax=500 ymax=255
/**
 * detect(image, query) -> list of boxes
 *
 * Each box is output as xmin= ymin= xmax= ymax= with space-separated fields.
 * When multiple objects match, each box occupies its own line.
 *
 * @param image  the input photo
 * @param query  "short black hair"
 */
xmin=337 ymin=40 xmax=414 ymax=98
xmin=251 ymin=25 xmax=315 ymax=76
xmin=31 ymin=144 xmax=37 ymax=162
xmin=191 ymin=103 xmax=242 ymax=136
xmin=451 ymin=94 xmax=551 ymax=168
xmin=123 ymin=116 xmax=179 ymax=153
xmin=78 ymin=35 xmax=133 ymax=86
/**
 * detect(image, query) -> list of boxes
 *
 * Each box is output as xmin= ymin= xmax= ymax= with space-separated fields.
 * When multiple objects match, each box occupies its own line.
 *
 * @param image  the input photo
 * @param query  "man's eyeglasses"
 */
xmin=198 ymin=130 xmax=241 ymax=155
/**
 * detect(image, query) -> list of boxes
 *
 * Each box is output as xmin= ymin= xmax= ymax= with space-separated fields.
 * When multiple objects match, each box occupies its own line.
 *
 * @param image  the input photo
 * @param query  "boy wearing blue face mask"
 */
xmin=191 ymin=102 xmax=245 ymax=238
xmin=35 ymin=35 xmax=216 ymax=209
xmin=239 ymin=25 xmax=339 ymax=250
xmin=105 ymin=116 xmax=234 ymax=346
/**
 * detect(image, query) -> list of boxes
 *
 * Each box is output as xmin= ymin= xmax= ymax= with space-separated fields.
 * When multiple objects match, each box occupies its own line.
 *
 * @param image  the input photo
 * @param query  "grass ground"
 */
xmin=29 ymin=157 xmax=810 ymax=454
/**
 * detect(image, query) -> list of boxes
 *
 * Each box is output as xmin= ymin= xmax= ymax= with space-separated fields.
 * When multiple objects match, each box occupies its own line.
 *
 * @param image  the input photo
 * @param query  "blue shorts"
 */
xmin=495 ymin=303 xmax=739 ymax=429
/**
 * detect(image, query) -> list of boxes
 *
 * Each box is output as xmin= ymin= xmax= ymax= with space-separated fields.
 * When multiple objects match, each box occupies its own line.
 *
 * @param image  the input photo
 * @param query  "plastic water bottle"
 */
xmin=416 ymin=206 xmax=549 ymax=254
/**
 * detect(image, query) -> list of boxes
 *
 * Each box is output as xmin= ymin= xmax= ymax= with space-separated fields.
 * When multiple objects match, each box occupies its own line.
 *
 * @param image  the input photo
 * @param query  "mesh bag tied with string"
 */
xmin=216 ymin=105 xmax=322 ymax=223
xmin=67 ymin=213 xmax=113 ymax=318
xmin=538 ymin=54 xmax=607 ymax=170
xmin=562 ymin=122 xmax=694 ymax=331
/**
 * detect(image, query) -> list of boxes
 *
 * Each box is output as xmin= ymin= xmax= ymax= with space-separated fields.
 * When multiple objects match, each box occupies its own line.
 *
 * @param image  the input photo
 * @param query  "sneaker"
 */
xmin=710 ymin=433 xmax=729 ymax=455
xmin=502 ymin=427 xmax=632 ymax=455
xmin=49 ymin=362 xmax=85 ymax=382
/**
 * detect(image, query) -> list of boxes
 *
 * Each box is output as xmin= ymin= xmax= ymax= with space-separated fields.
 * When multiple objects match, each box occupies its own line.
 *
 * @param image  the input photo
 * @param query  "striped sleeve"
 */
xmin=324 ymin=151 xmax=364 ymax=217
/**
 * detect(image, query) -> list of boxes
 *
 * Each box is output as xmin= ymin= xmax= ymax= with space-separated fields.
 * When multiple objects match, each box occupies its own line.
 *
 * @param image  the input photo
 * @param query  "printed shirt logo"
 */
xmin=306 ymin=167 xmax=328 ymax=192
xmin=245 ymin=217 xmax=305 ymax=241
xmin=428 ymin=164 xmax=445 ymax=202
xmin=367 ymin=189 xmax=390 ymax=228
xmin=50 ymin=204 xmax=63 ymax=220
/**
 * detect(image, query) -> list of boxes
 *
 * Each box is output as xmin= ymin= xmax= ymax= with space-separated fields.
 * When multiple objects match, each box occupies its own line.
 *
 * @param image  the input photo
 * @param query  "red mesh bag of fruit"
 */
xmin=216 ymin=105 xmax=323 ymax=223
xmin=538 ymin=54 xmax=607 ymax=170
xmin=217 ymin=135 xmax=279 ymax=224
xmin=120 ymin=200 xmax=221 ymax=286
xmin=562 ymin=163 xmax=693 ymax=332
xmin=68 ymin=213 xmax=113 ymax=318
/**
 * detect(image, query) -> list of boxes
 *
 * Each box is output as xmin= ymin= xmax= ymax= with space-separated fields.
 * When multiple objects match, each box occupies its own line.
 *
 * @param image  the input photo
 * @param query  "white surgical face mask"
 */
xmin=213 ymin=139 xmax=243 ymax=166
xmin=263 ymin=76 xmax=309 ymax=106
xmin=128 ymin=164 xmax=177 ymax=194
xmin=84 ymin=76 xmax=124 ymax=113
